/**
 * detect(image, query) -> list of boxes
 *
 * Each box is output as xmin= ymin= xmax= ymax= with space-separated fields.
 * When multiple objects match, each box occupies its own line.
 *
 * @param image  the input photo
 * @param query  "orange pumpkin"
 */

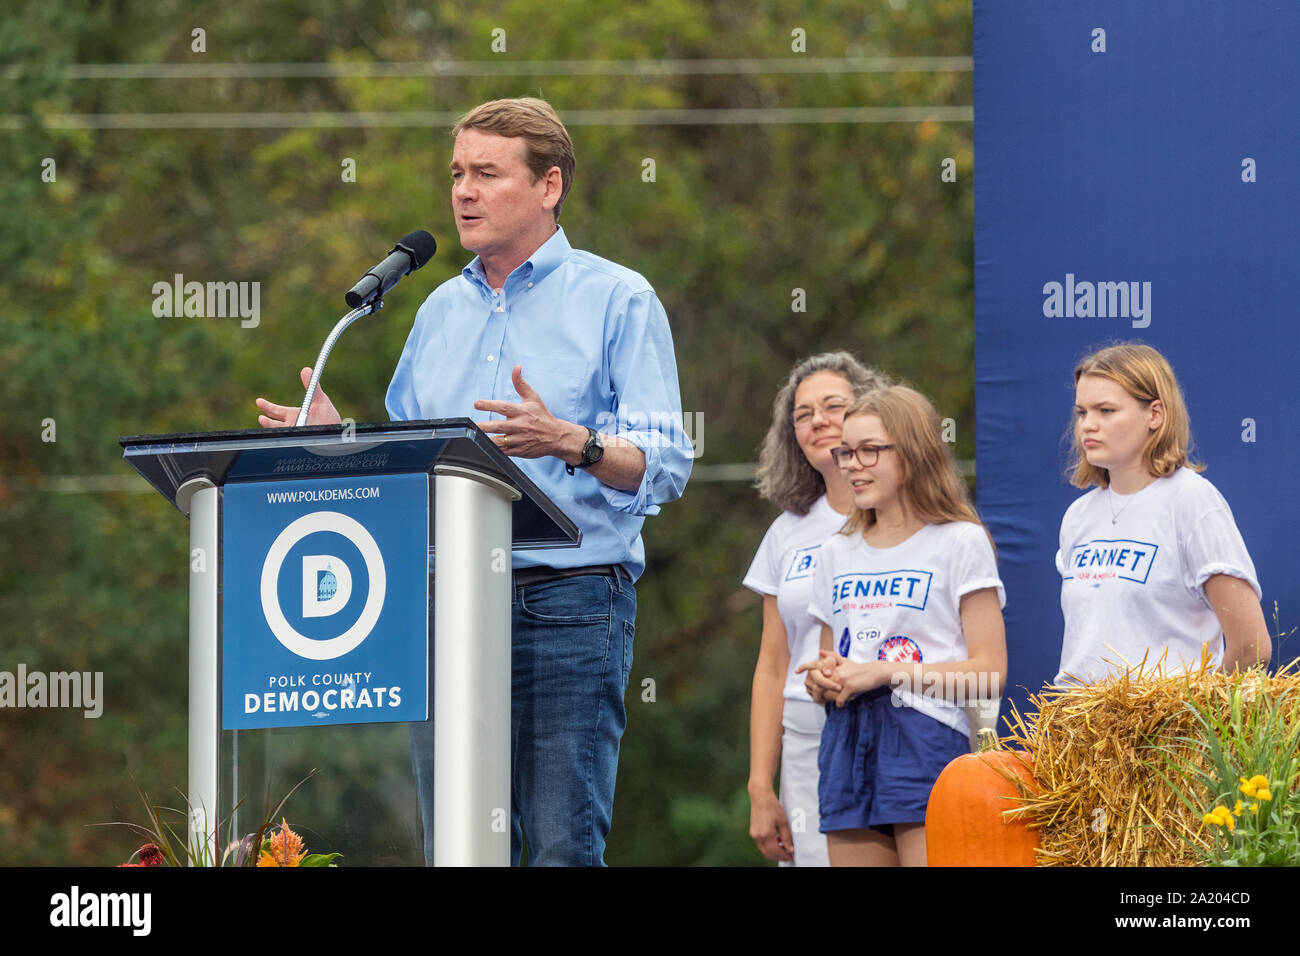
xmin=925 ymin=731 xmax=1039 ymax=867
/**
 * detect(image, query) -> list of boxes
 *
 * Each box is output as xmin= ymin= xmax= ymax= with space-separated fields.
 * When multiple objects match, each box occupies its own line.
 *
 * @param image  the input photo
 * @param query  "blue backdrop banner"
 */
xmin=221 ymin=473 xmax=429 ymax=730
xmin=974 ymin=1 xmax=1299 ymax=713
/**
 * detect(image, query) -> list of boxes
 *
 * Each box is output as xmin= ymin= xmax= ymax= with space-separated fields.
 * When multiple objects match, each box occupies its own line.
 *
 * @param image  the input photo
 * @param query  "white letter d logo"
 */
xmin=302 ymin=555 xmax=353 ymax=618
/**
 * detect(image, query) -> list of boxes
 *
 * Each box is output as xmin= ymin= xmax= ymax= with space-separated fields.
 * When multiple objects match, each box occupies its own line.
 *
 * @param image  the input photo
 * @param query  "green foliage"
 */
xmin=297 ymin=852 xmax=343 ymax=867
xmin=0 ymin=0 xmax=972 ymax=865
xmin=103 ymin=770 xmax=321 ymax=866
xmin=1152 ymin=672 xmax=1300 ymax=866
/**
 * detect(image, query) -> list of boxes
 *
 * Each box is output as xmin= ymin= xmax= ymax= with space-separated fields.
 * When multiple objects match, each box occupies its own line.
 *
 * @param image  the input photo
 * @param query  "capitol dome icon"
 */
xmin=317 ymin=565 xmax=339 ymax=602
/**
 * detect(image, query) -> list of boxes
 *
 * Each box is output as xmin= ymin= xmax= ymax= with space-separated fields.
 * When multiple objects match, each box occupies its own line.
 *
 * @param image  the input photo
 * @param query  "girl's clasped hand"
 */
xmin=797 ymin=649 xmax=896 ymax=707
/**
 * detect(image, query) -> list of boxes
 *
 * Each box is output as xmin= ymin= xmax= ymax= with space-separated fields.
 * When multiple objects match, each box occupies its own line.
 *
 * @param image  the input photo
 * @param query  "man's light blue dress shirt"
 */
xmin=385 ymin=227 xmax=692 ymax=580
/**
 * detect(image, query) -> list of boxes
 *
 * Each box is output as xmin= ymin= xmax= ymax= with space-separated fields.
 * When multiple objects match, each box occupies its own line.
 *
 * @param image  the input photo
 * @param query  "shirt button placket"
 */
xmin=489 ymin=290 xmax=509 ymax=395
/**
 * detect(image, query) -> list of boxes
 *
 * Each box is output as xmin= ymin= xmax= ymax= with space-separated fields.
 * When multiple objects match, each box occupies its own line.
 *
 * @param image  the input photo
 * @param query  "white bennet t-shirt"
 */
xmin=806 ymin=521 xmax=1005 ymax=735
xmin=743 ymin=495 xmax=847 ymax=720
xmin=1055 ymin=467 xmax=1261 ymax=684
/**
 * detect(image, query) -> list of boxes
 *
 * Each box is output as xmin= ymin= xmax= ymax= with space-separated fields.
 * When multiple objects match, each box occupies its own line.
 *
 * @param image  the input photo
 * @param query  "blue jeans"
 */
xmin=410 ymin=570 xmax=637 ymax=866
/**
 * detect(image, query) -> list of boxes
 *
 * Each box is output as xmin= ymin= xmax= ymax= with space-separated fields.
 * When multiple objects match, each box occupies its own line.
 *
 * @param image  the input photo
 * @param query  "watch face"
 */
xmin=583 ymin=428 xmax=604 ymax=466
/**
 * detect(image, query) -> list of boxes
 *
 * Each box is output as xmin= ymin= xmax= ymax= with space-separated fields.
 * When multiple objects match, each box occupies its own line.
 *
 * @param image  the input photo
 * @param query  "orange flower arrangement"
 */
xmin=257 ymin=820 xmax=309 ymax=867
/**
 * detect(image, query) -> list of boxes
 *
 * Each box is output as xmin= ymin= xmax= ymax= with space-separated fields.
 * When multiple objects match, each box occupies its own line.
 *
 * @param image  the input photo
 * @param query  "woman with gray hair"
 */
xmin=743 ymin=352 xmax=890 ymax=865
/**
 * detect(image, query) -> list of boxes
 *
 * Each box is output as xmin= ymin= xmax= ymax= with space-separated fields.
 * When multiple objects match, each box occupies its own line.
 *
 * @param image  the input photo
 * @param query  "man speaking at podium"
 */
xmin=256 ymin=98 xmax=692 ymax=865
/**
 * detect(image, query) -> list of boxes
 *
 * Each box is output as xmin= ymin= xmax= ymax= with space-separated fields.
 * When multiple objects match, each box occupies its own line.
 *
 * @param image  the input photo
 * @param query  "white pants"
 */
xmin=778 ymin=699 xmax=830 ymax=867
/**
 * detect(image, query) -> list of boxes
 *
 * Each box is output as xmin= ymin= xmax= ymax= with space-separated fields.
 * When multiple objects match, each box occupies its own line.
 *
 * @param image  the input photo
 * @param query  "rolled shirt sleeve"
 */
xmin=596 ymin=288 xmax=694 ymax=517
xmin=1184 ymin=505 xmax=1262 ymax=603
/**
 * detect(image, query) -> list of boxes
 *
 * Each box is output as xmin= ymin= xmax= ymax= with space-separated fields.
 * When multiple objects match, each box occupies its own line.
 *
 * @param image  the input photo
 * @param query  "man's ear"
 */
xmin=541 ymin=165 xmax=563 ymax=213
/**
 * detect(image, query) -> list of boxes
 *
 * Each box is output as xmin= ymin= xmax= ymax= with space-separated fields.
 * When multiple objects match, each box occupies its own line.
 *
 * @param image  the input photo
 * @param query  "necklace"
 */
xmin=1107 ymin=488 xmax=1134 ymax=525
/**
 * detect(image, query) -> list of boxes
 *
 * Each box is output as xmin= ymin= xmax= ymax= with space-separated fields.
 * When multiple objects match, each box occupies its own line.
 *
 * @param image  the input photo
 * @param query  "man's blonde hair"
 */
xmin=452 ymin=97 xmax=575 ymax=219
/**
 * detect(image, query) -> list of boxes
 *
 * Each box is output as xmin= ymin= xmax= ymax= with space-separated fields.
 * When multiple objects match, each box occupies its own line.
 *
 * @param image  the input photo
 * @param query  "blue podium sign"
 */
xmin=221 ymin=473 xmax=428 ymax=730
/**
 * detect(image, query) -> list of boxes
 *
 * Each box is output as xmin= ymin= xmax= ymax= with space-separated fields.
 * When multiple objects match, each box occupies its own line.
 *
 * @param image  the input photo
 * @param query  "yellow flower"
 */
xmin=1240 ymin=777 xmax=1258 ymax=798
xmin=1249 ymin=803 xmax=1259 ymax=813
xmin=255 ymin=819 xmax=307 ymax=867
xmin=1233 ymin=800 xmax=1243 ymax=817
xmin=1203 ymin=805 xmax=1236 ymax=830
xmin=1257 ymin=789 xmax=1272 ymax=802
xmin=1249 ymin=775 xmax=1269 ymax=790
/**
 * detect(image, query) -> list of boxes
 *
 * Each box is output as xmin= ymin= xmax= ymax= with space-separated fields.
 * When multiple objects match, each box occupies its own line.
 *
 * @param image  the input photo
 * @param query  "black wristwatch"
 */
xmin=566 ymin=426 xmax=604 ymax=475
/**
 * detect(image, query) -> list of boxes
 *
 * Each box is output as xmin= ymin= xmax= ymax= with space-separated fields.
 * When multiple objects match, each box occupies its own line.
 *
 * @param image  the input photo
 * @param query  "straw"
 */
xmin=995 ymin=653 xmax=1300 ymax=866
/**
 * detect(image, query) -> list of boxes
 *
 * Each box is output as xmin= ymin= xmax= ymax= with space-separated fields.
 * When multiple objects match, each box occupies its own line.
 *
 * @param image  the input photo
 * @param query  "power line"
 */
xmin=1 ymin=105 xmax=971 ymax=131
xmin=4 ymin=56 xmax=972 ymax=82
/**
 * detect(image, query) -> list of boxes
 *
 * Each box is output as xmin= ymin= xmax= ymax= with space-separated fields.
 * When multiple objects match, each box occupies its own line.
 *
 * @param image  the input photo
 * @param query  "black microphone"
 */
xmin=345 ymin=230 xmax=437 ymax=308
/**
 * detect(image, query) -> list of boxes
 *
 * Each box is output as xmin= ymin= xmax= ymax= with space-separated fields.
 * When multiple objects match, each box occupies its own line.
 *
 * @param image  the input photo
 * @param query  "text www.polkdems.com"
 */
xmin=266 ymin=487 xmax=380 ymax=504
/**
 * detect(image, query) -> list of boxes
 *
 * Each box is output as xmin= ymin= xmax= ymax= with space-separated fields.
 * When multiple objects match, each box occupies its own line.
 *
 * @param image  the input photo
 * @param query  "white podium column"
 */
xmin=432 ymin=466 xmax=519 ymax=866
xmin=178 ymin=477 xmax=220 ymax=865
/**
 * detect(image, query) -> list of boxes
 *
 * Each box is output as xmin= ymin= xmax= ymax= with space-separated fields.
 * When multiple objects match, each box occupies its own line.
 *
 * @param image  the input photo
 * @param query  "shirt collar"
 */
xmin=461 ymin=225 xmax=572 ymax=293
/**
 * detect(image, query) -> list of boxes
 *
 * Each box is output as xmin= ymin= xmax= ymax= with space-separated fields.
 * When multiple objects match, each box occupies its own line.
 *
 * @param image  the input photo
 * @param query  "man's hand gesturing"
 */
xmin=474 ymin=365 xmax=577 ymax=459
xmin=256 ymin=367 xmax=343 ymax=428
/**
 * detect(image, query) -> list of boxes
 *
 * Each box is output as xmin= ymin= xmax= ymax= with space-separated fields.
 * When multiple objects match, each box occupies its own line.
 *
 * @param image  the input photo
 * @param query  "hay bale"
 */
xmin=997 ymin=656 xmax=1300 ymax=866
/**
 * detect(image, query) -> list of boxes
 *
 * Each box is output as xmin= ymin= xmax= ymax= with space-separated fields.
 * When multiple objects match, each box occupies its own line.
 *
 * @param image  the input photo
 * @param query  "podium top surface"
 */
xmin=120 ymin=419 xmax=579 ymax=550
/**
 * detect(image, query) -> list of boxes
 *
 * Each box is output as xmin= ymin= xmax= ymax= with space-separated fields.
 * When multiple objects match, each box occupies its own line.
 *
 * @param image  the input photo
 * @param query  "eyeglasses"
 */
xmin=830 ymin=443 xmax=894 ymax=468
xmin=792 ymin=397 xmax=850 ymax=428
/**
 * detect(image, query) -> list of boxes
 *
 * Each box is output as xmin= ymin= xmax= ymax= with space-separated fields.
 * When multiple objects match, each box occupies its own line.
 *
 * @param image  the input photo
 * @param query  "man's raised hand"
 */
xmin=256 ymin=367 xmax=343 ymax=428
xmin=474 ymin=365 xmax=575 ymax=459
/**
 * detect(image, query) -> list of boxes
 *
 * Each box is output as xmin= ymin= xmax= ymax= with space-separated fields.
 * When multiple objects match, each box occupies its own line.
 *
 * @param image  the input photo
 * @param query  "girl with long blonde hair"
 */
xmin=798 ymin=384 xmax=1006 ymax=867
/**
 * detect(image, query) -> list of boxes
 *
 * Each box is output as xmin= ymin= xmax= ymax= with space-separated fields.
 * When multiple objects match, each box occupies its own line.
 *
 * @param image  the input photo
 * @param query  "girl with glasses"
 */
xmin=797 ymin=385 xmax=1006 ymax=866
xmin=1056 ymin=343 xmax=1269 ymax=684
xmin=743 ymin=353 xmax=890 ymax=866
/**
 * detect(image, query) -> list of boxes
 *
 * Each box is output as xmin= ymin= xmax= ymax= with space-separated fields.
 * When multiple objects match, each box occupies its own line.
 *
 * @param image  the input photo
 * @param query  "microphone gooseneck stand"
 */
xmin=295 ymin=298 xmax=384 ymax=426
